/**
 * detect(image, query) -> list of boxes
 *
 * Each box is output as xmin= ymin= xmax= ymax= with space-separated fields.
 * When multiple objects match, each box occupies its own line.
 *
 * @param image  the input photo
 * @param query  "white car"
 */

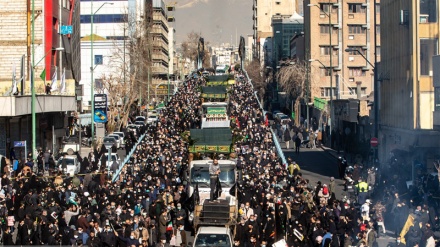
xmin=113 ymin=132 xmax=125 ymax=148
xmin=147 ymin=115 xmax=158 ymax=124
xmin=135 ymin=116 xmax=146 ymax=123
xmin=103 ymin=153 xmax=121 ymax=169
xmin=108 ymin=134 xmax=122 ymax=149
xmin=147 ymin=110 xmax=157 ymax=117
xmin=58 ymin=155 xmax=81 ymax=176
xmin=103 ymin=136 xmax=119 ymax=149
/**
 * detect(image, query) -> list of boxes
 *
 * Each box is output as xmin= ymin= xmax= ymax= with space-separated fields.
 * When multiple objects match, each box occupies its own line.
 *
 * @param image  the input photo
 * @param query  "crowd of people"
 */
xmin=0 ymin=70 xmax=438 ymax=247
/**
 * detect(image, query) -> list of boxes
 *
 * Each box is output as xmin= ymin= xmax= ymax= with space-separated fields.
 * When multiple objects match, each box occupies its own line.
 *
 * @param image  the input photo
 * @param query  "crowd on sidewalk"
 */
xmin=0 ymin=71 xmax=438 ymax=247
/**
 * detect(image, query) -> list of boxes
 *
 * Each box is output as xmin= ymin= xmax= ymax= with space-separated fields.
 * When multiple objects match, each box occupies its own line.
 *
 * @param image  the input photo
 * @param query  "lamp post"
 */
xmin=308 ymin=2 xmax=333 ymax=145
xmin=30 ymin=47 xmax=64 ymax=160
xmin=90 ymin=1 xmax=113 ymax=145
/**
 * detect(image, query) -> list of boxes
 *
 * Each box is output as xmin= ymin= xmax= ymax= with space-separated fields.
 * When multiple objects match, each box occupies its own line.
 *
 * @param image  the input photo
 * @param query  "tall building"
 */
xmin=0 ymin=0 xmax=79 ymax=156
xmin=252 ymin=0 xmax=296 ymax=61
xmin=380 ymin=0 xmax=440 ymax=167
xmin=152 ymin=0 xmax=170 ymax=77
xmin=302 ymin=0 xmax=380 ymax=131
xmin=271 ymin=13 xmax=304 ymax=66
xmin=79 ymin=0 xmax=155 ymax=110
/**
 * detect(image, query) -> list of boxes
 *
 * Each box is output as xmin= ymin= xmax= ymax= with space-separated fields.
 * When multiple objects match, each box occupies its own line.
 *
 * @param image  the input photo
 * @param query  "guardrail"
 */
xmin=243 ymin=70 xmax=288 ymax=167
xmin=112 ymin=133 xmax=146 ymax=182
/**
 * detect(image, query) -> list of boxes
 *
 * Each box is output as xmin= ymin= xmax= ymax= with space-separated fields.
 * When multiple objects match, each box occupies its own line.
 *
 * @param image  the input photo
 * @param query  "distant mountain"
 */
xmin=165 ymin=0 xmax=252 ymax=46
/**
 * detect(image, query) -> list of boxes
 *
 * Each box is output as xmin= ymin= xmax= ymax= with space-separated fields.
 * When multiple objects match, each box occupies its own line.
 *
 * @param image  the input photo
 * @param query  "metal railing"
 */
xmin=111 ymin=132 xmax=146 ymax=182
xmin=243 ymin=70 xmax=288 ymax=167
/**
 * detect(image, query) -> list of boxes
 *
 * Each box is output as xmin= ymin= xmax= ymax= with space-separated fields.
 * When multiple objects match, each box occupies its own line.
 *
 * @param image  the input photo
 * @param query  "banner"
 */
xmin=94 ymin=94 xmax=108 ymax=123
xmin=400 ymin=214 xmax=415 ymax=244
xmin=207 ymin=107 xmax=226 ymax=115
xmin=50 ymin=67 xmax=58 ymax=91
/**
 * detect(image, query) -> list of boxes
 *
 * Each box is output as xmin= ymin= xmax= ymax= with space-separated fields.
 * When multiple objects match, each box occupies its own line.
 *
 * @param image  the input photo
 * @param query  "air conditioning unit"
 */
xmin=349 ymin=56 xmax=354 ymax=61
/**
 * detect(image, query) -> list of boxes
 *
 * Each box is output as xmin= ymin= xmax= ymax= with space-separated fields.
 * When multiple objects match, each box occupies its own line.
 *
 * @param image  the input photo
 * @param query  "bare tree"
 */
xmin=181 ymin=31 xmax=211 ymax=68
xmin=245 ymin=59 xmax=267 ymax=100
xmin=98 ymin=9 xmax=153 ymax=132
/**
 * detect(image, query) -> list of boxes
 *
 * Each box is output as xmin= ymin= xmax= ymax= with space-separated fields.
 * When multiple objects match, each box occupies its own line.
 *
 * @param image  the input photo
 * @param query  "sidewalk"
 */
xmin=320 ymin=145 xmax=345 ymax=160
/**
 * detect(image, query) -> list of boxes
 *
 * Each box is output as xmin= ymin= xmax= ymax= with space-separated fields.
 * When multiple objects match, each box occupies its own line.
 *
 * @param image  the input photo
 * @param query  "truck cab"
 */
xmin=193 ymin=226 xmax=233 ymax=247
xmin=189 ymin=160 xmax=236 ymax=206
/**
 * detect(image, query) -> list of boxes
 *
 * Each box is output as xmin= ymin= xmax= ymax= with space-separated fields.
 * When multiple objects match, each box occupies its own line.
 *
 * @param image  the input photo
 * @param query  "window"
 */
xmin=320 ymin=68 xmax=331 ymax=76
xmin=375 ymin=4 xmax=380 ymax=14
xmin=94 ymin=55 xmax=103 ymax=65
xmin=80 ymin=14 xmax=128 ymax=24
xmin=320 ymin=25 xmax=330 ymax=34
xmin=376 ymin=25 xmax=380 ymax=34
xmin=348 ymin=25 xmax=366 ymax=34
xmin=348 ymin=3 xmax=366 ymax=13
xmin=347 ymin=47 xmax=365 ymax=55
xmin=349 ymin=87 xmax=367 ymax=95
xmin=420 ymin=38 xmax=438 ymax=75
xmin=420 ymin=0 xmax=437 ymax=23
xmin=320 ymin=46 xmax=337 ymax=55
xmin=349 ymin=67 xmax=366 ymax=77
xmin=319 ymin=3 xmax=331 ymax=13
xmin=320 ymin=87 xmax=337 ymax=97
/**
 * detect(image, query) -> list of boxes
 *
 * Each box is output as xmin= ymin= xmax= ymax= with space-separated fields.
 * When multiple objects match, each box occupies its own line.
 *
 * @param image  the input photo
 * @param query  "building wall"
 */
xmin=152 ymin=2 xmax=169 ymax=76
xmin=305 ymin=0 xmax=380 ymax=101
xmin=253 ymin=0 xmax=295 ymax=60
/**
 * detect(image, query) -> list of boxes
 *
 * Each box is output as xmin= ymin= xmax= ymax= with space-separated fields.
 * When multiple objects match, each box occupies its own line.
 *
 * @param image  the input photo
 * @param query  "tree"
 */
xmin=98 ymin=9 xmax=152 ymax=132
xmin=245 ymin=59 xmax=267 ymax=100
xmin=181 ymin=31 xmax=211 ymax=68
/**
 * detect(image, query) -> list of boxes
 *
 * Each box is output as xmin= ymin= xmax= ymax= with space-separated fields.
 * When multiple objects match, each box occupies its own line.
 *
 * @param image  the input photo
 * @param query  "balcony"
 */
xmin=0 ymin=95 xmax=76 ymax=117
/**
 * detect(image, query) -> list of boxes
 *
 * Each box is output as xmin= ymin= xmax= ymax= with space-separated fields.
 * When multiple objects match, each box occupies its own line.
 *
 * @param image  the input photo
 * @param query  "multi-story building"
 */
xmin=252 ymin=0 xmax=296 ymax=61
xmin=380 ymin=0 xmax=440 ymax=169
xmin=270 ymin=13 xmax=304 ymax=66
xmin=152 ymin=0 xmax=170 ymax=77
xmin=0 ymin=0 xmax=79 ymax=156
xmin=302 ymin=0 xmax=380 ymax=132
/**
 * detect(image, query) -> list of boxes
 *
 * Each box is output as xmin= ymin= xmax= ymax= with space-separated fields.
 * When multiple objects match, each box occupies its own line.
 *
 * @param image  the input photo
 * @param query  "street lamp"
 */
xmin=308 ymin=2 xmax=333 ymax=145
xmin=90 ymin=1 xmax=113 ymax=146
xmin=31 ymin=47 xmax=64 ymax=160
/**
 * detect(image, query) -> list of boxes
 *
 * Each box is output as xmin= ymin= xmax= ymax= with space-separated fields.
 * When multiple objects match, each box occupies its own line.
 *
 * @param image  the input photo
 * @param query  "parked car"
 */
xmin=135 ymin=116 xmax=146 ymax=123
xmin=134 ymin=121 xmax=146 ymax=127
xmin=103 ymin=136 xmax=119 ymax=149
xmin=147 ymin=110 xmax=157 ymax=117
xmin=58 ymin=155 xmax=81 ymax=176
xmin=112 ymin=132 xmax=126 ymax=148
xmin=108 ymin=134 xmax=122 ymax=149
xmin=147 ymin=115 xmax=158 ymax=124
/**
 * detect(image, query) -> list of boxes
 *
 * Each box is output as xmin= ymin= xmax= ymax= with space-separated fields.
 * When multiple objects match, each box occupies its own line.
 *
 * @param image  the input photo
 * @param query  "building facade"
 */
xmin=304 ymin=0 xmax=380 ymax=102
xmin=380 ymin=0 xmax=440 ymax=172
xmin=152 ymin=0 xmax=170 ymax=76
xmin=0 ymin=0 xmax=79 ymax=157
xmin=271 ymin=13 xmax=304 ymax=65
xmin=252 ymin=0 xmax=296 ymax=61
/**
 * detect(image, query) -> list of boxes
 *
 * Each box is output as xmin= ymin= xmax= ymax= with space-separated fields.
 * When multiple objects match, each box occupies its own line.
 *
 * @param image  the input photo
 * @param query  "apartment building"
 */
xmin=380 ymin=0 xmax=440 ymax=168
xmin=152 ymin=0 xmax=171 ymax=76
xmin=304 ymin=0 xmax=380 ymax=102
xmin=0 ymin=0 xmax=80 ymax=156
xmin=252 ymin=0 xmax=296 ymax=61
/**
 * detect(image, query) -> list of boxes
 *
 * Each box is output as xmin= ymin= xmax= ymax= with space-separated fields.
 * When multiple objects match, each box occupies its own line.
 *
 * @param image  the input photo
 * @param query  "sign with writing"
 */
xmin=60 ymin=25 xmax=73 ymax=35
xmin=207 ymin=107 xmax=226 ymax=115
xmin=94 ymin=94 xmax=108 ymax=123
xmin=13 ymin=141 xmax=26 ymax=147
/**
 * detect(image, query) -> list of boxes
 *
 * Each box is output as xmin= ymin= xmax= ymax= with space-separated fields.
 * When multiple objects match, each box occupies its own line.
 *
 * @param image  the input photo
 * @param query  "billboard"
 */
xmin=94 ymin=94 xmax=108 ymax=123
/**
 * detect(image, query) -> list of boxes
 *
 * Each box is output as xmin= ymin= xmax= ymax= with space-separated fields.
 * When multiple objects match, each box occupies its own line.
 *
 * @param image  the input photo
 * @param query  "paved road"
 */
xmin=278 ymin=138 xmax=397 ymax=246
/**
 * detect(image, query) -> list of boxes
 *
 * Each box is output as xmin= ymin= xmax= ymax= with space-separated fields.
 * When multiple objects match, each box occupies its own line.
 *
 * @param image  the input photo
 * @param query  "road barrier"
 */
xmin=243 ymin=70 xmax=288 ymax=168
xmin=111 ymin=133 xmax=146 ymax=182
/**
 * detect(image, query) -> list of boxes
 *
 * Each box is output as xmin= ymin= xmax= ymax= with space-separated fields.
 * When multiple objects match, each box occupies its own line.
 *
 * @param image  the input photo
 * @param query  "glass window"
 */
xmin=420 ymin=0 xmax=438 ymax=23
xmin=376 ymin=25 xmax=380 ymax=34
xmin=80 ymin=14 xmax=128 ymax=24
xmin=375 ymin=4 xmax=380 ymax=14
xmin=348 ymin=25 xmax=366 ymax=34
xmin=347 ymin=47 xmax=365 ymax=55
xmin=348 ymin=67 xmax=366 ymax=77
xmin=320 ymin=25 xmax=330 ymax=34
xmin=376 ymin=46 xmax=381 ymax=56
xmin=320 ymin=87 xmax=337 ymax=97
xmin=420 ymin=38 xmax=438 ymax=75
xmin=348 ymin=3 xmax=366 ymax=13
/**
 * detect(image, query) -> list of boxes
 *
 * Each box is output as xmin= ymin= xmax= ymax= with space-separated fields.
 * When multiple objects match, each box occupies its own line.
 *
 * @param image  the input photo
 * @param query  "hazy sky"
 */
xmin=166 ymin=0 xmax=253 ymax=47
